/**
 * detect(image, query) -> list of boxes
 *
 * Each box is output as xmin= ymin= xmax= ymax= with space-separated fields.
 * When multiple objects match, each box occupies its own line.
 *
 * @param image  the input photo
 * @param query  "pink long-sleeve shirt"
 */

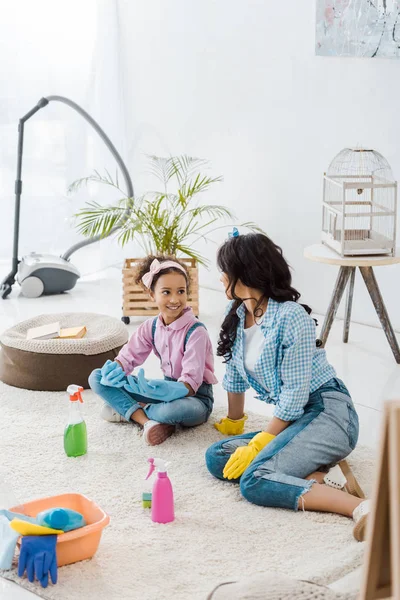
xmin=116 ymin=308 xmax=218 ymax=394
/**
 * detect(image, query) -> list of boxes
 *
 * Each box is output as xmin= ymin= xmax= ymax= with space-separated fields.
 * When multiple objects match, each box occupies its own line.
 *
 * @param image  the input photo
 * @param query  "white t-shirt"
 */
xmin=243 ymin=319 xmax=267 ymax=389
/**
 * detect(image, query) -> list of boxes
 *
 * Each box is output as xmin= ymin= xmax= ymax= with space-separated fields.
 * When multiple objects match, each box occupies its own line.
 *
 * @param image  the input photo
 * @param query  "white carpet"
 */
xmin=0 ymin=382 xmax=373 ymax=600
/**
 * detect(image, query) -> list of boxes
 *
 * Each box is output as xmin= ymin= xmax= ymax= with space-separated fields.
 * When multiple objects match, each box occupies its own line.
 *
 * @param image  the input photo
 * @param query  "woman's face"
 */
xmin=220 ymin=272 xmax=247 ymax=300
xmin=220 ymin=273 xmax=231 ymax=298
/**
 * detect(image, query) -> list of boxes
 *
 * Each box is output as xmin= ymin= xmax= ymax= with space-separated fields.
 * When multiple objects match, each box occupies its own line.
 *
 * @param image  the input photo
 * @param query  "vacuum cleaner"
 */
xmin=0 ymin=96 xmax=134 ymax=299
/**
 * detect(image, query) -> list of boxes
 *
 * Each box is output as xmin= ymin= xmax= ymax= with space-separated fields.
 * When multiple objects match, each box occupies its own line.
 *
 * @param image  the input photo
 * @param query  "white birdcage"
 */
xmin=322 ymin=148 xmax=397 ymax=256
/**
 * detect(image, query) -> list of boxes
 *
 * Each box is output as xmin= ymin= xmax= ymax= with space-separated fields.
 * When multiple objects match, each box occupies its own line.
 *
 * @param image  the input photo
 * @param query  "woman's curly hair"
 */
xmin=217 ymin=233 xmax=313 ymax=361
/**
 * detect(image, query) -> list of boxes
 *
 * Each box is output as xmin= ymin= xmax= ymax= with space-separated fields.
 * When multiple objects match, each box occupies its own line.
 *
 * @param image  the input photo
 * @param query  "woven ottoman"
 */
xmin=0 ymin=313 xmax=129 ymax=391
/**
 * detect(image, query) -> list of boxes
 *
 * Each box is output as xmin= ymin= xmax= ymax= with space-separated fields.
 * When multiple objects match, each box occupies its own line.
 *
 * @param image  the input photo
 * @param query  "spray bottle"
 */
xmin=143 ymin=458 xmax=155 ymax=508
xmin=64 ymin=385 xmax=87 ymax=457
xmin=148 ymin=458 xmax=174 ymax=524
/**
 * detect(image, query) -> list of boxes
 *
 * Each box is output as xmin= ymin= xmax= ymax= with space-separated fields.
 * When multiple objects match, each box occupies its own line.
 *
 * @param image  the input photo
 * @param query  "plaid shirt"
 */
xmin=222 ymin=299 xmax=336 ymax=421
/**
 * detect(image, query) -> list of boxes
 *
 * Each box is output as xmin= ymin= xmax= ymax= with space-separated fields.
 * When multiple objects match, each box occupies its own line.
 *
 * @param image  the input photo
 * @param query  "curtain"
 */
xmin=0 ymin=0 xmax=129 ymax=275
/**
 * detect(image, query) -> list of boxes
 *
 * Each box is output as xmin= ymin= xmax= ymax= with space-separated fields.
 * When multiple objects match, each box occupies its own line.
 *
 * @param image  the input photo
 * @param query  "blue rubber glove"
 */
xmin=0 ymin=509 xmax=37 ymax=524
xmin=0 ymin=515 xmax=19 ymax=569
xmin=137 ymin=369 xmax=188 ymax=402
xmin=124 ymin=374 xmax=141 ymax=395
xmin=100 ymin=360 xmax=126 ymax=388
xmin=36 ymin=508 xmax=86 ymax=532
xmin=18 ymin=535 xmax=58 ymax=588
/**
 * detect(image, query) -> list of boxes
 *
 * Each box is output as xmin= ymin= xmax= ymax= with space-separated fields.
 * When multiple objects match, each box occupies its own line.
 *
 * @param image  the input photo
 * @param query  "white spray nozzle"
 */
xmin=152 ymin=458 xmax=168 ymax=473
xmin=67 ymin=385 xmax=84 ymax=402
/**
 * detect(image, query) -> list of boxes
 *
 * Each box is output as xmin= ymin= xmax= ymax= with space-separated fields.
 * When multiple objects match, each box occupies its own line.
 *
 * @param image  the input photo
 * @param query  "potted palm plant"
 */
xmin=69 ymin=155 xmax=261 ymax=321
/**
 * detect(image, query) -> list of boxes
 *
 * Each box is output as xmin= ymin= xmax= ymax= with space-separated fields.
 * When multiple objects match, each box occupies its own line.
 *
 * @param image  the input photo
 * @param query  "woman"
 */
xmin=206 ymin=232 xmax=369 ymax=541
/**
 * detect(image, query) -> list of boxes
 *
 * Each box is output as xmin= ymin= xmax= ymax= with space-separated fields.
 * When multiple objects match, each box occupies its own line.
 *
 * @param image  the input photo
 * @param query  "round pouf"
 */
xmin=0 ymin=313 xmax=129 ymax=391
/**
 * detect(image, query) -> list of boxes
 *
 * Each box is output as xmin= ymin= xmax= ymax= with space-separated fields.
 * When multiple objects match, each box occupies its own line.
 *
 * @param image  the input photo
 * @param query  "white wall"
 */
xmin=117 ymin=0 xmax=400 ymax=329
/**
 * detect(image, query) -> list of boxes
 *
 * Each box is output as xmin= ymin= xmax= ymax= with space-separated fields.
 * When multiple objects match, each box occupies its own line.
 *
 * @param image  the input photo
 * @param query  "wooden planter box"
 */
xmin=122 ymin=258 xmax=199 ymax=322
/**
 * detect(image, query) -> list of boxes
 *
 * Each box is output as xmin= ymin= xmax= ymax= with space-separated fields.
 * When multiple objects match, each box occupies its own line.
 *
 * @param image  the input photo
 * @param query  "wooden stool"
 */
xmin=304 ymin=244 xmax=400 ymax=364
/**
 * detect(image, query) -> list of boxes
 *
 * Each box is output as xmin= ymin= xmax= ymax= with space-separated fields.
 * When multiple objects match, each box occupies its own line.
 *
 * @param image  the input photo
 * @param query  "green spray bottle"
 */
xmin=64 ymin=385 xmax=87 ymax=457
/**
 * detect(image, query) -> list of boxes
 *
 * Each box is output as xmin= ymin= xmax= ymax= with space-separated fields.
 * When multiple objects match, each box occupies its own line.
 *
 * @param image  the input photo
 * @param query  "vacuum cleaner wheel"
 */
xmin=20 ymin=276 xmax=44 ymax=298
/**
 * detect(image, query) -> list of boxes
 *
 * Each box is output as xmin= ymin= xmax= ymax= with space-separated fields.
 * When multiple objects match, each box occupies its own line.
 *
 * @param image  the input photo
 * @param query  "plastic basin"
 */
xmin=10 ymin=493 xmax=110 ymax=567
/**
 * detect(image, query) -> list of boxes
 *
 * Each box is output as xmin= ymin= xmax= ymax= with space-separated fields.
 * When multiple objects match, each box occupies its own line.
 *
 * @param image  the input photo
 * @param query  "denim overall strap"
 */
xmin=184 ymin=322 xmax=206 ymax=351
xmin=151 ymin=317 xmax=161 ymax=359
xmin=152 ymin=318 xmax=206 ymax=359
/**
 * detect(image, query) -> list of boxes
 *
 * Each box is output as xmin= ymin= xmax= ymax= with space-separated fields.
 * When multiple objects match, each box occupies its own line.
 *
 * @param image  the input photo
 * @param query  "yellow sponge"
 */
xmin=10 ymin=518 xmax=63 ymax=536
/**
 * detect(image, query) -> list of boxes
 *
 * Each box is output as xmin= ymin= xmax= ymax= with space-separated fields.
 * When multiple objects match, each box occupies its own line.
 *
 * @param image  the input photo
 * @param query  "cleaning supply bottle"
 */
xmin=150 ymin=458 xmax=174 ymax=524
xmin=143 ymin=458 xmax=155 ymax=508
xmin=64 ymin=385 xmax=87 ymax=457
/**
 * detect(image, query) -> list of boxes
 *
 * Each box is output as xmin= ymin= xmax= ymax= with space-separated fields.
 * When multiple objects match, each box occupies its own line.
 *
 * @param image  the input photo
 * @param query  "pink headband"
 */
xmin=142 ymin=259 xmax=187 ymax=289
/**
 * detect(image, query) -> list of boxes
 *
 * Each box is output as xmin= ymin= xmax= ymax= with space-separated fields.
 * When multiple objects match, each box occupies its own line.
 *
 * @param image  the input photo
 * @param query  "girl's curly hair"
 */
xmin=135 ymin=255 xmax=191 ymax=294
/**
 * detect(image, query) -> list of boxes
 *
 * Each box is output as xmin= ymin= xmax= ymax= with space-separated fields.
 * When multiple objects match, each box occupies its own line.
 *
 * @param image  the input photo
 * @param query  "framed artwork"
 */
xmin=316 ymin=1 xmax=400 ymax=58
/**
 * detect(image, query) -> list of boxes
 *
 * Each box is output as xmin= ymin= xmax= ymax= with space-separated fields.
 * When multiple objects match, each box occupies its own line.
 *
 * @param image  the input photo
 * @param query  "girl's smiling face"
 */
xmin=151 ymin=272 xmax=188 ymax=324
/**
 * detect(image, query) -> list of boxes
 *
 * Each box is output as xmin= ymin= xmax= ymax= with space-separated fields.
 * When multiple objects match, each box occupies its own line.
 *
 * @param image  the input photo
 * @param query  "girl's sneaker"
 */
xmin=100 ymin=403 xmax=127 ymax=423
xmin=352 ymin=499 xmax=371 ymax=542
xmin=323 ymin=460 xmax=365 ymax=498
xmin=143 ymin=420 xmax=175 ymax=446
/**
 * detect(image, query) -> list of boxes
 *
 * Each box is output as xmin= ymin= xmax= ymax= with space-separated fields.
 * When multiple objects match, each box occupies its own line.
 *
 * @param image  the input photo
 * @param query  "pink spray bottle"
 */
xmin=148 ymin=458 xmax=174 ymax=524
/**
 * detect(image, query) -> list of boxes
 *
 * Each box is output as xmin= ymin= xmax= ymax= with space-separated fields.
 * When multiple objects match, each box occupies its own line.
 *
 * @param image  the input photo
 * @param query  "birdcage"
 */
xmin=322 ymin=148 xmax=397 ymax=256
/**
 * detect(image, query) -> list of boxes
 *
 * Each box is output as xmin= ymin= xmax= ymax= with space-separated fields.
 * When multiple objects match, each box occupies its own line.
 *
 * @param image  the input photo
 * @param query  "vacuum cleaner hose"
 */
xmin=43 ymin=96 xmax=134 ymax=261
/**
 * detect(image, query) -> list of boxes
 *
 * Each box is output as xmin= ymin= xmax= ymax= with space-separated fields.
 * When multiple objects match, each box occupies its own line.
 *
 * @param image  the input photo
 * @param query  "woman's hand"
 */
xmin=214 ymin=414 xmax=248 ymax=435
xmin=215 ymin=391 xmax=247 ymax=434
xmin=223 ymin=431 xmax=276 ymax=480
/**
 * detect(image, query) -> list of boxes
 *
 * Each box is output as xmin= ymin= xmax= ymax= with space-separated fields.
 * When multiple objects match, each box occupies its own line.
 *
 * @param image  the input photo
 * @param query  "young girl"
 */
xmin=205 ymin=232 xmax=370 ymax=541
xmin=89 ymin=256 xmax=217 ymax=446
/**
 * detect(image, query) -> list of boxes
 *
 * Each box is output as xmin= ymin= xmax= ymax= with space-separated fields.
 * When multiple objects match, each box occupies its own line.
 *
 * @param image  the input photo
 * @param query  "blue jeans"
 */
xmin=89 ymin=369 xmax=213 ymax=427
xmin=205 ymin=378 xmax=359 ymax=511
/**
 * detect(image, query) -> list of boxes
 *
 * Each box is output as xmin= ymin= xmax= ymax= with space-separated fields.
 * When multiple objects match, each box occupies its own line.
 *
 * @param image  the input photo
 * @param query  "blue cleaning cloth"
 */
xmin=124 ymin=374 xmax=140 ymax=394
xmin=0 ymin=515 xmax=19 ymax=570
xmin=135 ymin=369 xmax=188 ymax=402
xmin=18 ymin=535 xmax=58 ymax=588
xmin=0 ymin=509 xmax=37 ymax=524
xmin=36 ymin=508 xmax=86 ymax=532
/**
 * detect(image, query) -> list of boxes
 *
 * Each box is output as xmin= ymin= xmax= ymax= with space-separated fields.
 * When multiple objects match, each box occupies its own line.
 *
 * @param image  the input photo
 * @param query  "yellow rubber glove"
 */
xmin=214 ymin=414 xmax=248 ymax=436
xmin=10 ymin=519 xmax=63 ymax=536
xmin=223 ymin=431 xmax=276 ymax=480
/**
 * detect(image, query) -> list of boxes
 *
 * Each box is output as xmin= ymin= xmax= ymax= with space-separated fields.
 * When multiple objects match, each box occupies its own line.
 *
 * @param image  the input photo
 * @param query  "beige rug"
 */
xmin=0 ymin=381 xmax=374 ymax=600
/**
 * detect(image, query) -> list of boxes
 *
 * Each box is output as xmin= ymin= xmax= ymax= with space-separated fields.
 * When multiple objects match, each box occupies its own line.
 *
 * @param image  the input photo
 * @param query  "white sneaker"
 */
xmin=100 ymin=403 xmax=128 ymax=423
xmin=352 ymin=499 xmax=371 ymax=542
xmin=323 ymin=460 xmax=365 ymax=498
xmin=323 ymin=464 xmax=347 ymax=489
xmin=142 ymin=420 xmax=175 ymax=446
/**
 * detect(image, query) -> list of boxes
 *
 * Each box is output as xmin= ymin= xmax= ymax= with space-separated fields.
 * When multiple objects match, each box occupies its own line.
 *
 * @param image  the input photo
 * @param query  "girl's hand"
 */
xmin=100 ymin=360 xmax=126 ymax=388
xmin=214 ymin=414 xmax=248 ymax=435
xmin=124 ymin=374 xmax=141 ymax=395
xmin=137 ymin=369 xmax=188 ymax=402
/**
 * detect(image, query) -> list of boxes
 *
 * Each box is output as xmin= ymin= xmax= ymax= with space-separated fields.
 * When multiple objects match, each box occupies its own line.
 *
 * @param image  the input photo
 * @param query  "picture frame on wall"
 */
xmin=316 ymin=1 xmax=400 ymax=59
